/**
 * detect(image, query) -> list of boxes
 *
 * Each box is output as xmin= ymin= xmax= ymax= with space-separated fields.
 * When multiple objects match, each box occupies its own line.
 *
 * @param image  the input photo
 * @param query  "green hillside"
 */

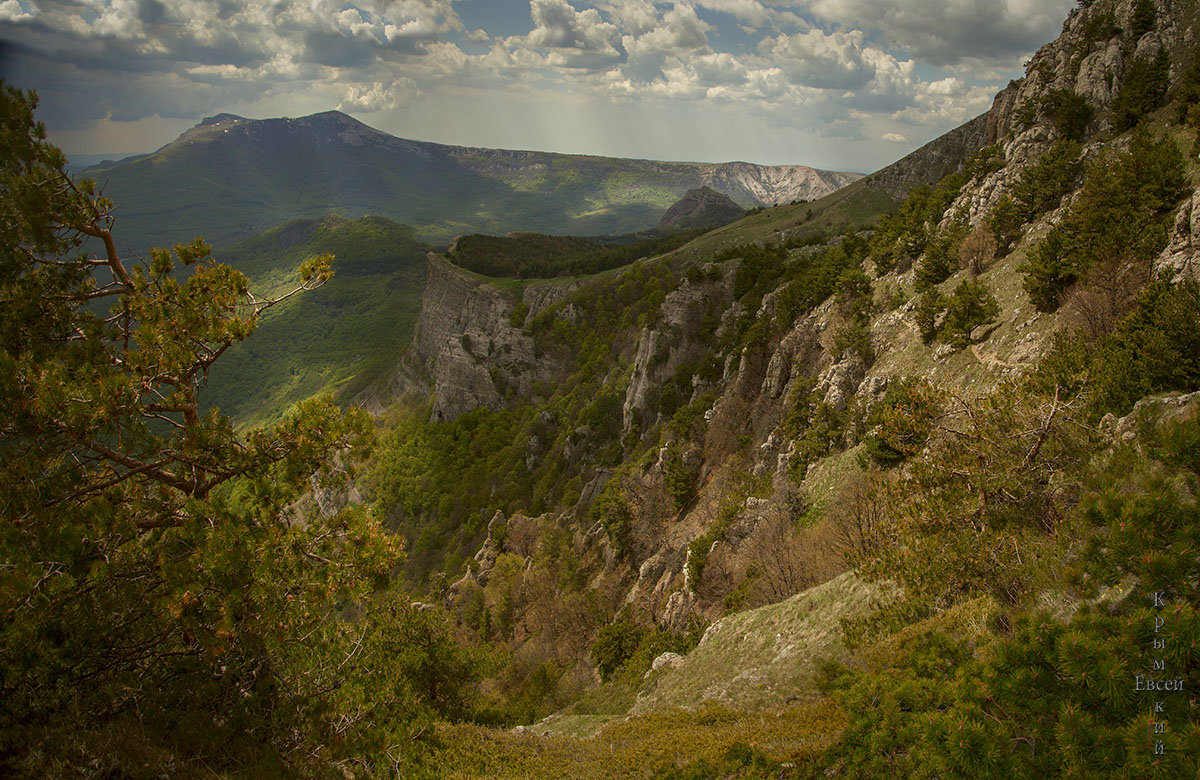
xmin=201 ymin=215 xmax=430 ymax=426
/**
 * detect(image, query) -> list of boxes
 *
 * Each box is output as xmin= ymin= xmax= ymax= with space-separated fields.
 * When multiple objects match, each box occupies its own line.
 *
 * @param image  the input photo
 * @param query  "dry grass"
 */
xmin=429 ymin=699 xmax=844 ymax=780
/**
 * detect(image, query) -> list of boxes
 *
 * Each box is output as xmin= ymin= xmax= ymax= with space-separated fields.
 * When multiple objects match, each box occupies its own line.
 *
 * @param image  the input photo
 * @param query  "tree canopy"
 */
xmin=0 ymin=83 xmax=467 ymax=777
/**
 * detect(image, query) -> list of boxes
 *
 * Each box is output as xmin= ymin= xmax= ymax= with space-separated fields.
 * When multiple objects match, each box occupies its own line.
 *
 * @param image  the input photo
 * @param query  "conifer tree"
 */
xmin=0 ymin=83 xmax=468 ymax=774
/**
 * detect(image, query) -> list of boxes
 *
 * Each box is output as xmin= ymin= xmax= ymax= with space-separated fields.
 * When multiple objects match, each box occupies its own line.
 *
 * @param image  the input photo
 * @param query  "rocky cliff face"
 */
xmin=699 ymin=162 xmax=861 ymax=206
xmin=988 ymin=0 xmax=1197 ymax=144
xmin=412 ymin=253 xmax=580 ymax=421
xmin=1159 ymin=188 xmax=1200 ymax=280
xmin=413 ymin=254 xmax=526 ymax=422
xmin=956 ymin=0 xmax=1200 ymax=273
xmin=407 ymin=0 xmax=1200 ymax=648
xmin=623 ymin=266 xmax=735 ymax=432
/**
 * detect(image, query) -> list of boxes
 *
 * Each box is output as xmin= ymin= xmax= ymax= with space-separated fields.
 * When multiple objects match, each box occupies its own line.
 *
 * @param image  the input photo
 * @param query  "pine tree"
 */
xmin=939 ymin=279 xmax=1000 ymax=347
xmin=1131 ymin=0 xmax=1157 ymax=39
xmin=0 ymin=82 xmax=470 ymax=774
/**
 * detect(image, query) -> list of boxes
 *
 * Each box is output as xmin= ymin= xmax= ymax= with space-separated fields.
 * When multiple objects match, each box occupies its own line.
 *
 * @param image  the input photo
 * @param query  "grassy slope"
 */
xmin=674 ymin=177 xmax=900 ymax=261
xmin=201 ymin=215 xmax=430 ymax=427
xmin=429 ymin=700 xmax=844 ymax=779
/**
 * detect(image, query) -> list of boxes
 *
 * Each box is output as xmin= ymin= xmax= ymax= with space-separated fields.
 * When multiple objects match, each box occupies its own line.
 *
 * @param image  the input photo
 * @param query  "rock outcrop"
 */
xmin=949 ymin=0 xmax=1200 ymax=229
xmin=699 ymin=161 xmax=860 ymax=206
xmin=1158 ymin=188 xmax=1200 ymax=281
xmin=412 ymin=253 xmax=533 ymax=421
xmin=657 ymin=187 xmax=745 ymax=232
xmin=622 ymin=266 xmax=734 ymax=432
xmin=412 ymin=253 xmax=582 ymax=421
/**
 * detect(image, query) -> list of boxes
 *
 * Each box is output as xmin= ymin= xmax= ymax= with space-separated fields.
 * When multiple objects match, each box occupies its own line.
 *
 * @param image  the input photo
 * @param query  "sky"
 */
xmin=0 ymin=0 xmax=1076 ymax=171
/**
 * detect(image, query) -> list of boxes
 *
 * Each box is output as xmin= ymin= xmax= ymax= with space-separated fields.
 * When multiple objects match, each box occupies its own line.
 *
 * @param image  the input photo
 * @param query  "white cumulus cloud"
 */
xmin=0 ymin=0 xmax=35 ymax=22
xmin=694 ymin=0 xmax=805 ymax=30
xmin=337 ymin=78 xmax=420 ymax=112
xmin=759 ymin=28 xmax=875 ymax=90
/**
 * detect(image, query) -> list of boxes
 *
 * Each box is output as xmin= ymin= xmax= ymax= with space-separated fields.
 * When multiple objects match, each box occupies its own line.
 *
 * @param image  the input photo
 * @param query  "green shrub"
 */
xmin=649 ymin=742 xmax=780 ymax=779
xmin=592 ymin=615 xmax=699 ymax=683
xmin=1089 ymin=280 xmax=1200 ymax=418
xmin=987 ymin=194 xmax=1025 ymax=256
xmin=822 ymin=423 xmax=1200 ymax=779
xmin=914 ymin=289 xmax=946 ymax=345
xmin=963 ymin=144 xmax=1006 ymax=181
xmin=788 ymin=400 xmax=848 ymax=481
xmin=775 ymin=236 xmax=864 ymax=328
xmin=822 ymin=603 xmax=1200 ymax=778
xmin=863 ymin=378 xmax=941 ymax=466
xmin=1175 ymin=48 xmax=1200 ymax=123
xmin=591 ymin=478 xmax=634 ymax=551
xmin=1041 ymin=88 xmax=1094 ymax=141
xmin=1021 ymin=225 xmax=1074 ymax=311
xmin=1012 ymin=139 xmax=1083 ymax=219
xmin=782 ymin=377 xmax=849 ymax=481
xmin=939 ymin=279 xmax=1000 ymax=348
xmin=664 ymin=442 xmax=699 ymax=511
xmin=870 ymin=173 xmax=965 ymax=275
xmin=509 ymin=300 xmax=530 ymax=328
xmin=1078 ymin=9 xmax=1121 ymax=49
xmin=914 ymin=235 xmax=958 ymax=289
xmin=832 ymin=317 xmax=874 ymax=365
xmin=783 ymin=377 xmax=819 ymax=440
xmin=592 ymin=617 xmax=647 ymax=682
xmin=1131 ymin=0 xmax=1156 ymax=38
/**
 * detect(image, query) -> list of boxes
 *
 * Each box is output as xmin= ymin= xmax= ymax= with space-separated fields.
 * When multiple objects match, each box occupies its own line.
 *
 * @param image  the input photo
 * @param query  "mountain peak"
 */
xmin=198 ymin=112 xmax=247 ymax=127
xmin=195 ymin=109 xmax=364 ymax=131
xmin=304 ymin=109 xmax=357 ymax=123
xmin=657 ymin=186 xmax=745 ymax=232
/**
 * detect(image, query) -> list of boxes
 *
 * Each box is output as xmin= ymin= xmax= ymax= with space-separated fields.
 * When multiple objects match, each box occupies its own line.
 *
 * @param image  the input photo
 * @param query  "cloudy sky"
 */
xmin=0 ymin=0 xmax=1074 ymax=171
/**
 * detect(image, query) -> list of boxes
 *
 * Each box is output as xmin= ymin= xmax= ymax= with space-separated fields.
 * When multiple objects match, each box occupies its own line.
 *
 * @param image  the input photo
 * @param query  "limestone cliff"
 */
xmin=412 ymin=253 xmax=578 ymax=421
xmin=623 ymin=266 xmax=735 ymax=432
xmin=697 ymin=162 xmax=861 ymax=206
xmin=952 ymin=0 xmax=1200 ymax=276
xmin=387 ymin=0 xmax=1200 ymax=736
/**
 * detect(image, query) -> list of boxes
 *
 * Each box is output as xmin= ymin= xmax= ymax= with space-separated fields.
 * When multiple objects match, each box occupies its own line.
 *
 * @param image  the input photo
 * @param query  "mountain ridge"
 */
xmin=83 ymin=109 xmax=860 ymax=251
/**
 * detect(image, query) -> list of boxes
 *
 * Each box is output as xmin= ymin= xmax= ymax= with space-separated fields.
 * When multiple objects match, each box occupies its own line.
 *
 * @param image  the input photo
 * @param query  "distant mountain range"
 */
xmin=80 ymin=110 xmax=861 ymax=251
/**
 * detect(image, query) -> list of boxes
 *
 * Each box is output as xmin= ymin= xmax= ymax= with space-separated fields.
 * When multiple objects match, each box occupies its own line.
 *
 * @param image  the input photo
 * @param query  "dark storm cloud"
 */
xmin=139 ymin=0 xmax=165 ymax=24
xmin=303 ymin=29 xmax=381 ymax=68
xmin=799 ymin=0 xmax=1076 ymax=68
xmin=5 ymin=47 xmax=267 ymax=129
